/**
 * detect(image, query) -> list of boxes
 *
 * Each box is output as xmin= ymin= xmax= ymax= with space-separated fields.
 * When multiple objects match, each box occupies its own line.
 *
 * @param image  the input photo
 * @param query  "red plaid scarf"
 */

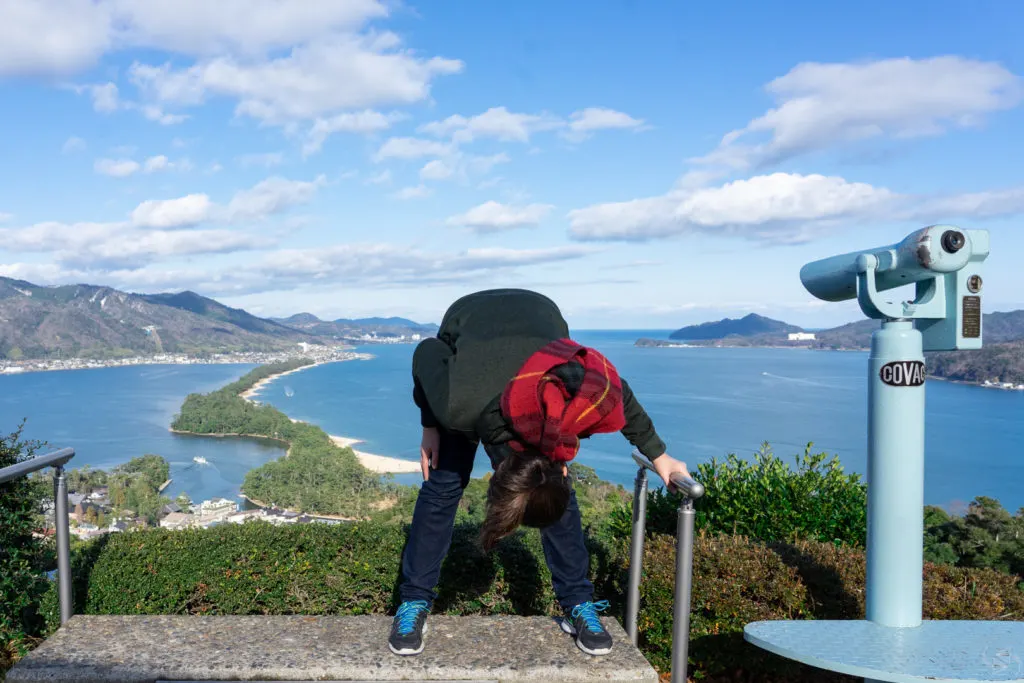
xmin=500 ymin=338 xmax=627 ymax=462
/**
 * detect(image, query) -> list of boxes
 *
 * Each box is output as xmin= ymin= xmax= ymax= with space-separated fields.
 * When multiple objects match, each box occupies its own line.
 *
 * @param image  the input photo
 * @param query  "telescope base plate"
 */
xmin=744 ymin=619 xmax=1024 ymax=682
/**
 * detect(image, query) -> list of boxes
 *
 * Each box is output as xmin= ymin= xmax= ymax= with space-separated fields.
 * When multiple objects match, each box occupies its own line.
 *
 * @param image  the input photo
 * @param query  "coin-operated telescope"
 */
xmin=799 ymin=225 xmax=988 ymax=350
xmin=744 ymin=227 xmax=1023 ymax=683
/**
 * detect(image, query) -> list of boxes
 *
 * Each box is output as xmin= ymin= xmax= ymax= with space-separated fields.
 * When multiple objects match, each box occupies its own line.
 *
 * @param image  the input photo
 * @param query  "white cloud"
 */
xmin=472 ymin=152 xmax=511 ymax=171
xmin=226 ymin=175 xmax=327 ymax=219
xmin=419 ymin=152 xmax=509 ymax=184
xmin=567 ymin=172 xmax=1024 ymax=244
xmin=374 ymin=137 xmax=454 ymax=161
xmin=128 ymin=37 xmax=463 ymax=124
xmin=94 ymin=158 xmax=141 ymax=177
xmin=84 ymin=82 xmax=121 ymax=112
xmin=72 ymin=81 xmax=188 ymax=124
xmin=143 ymin=155 xmax=190 ymax=172
xmin=0 ymin=0 xmax=389 ymax=77
xmin=131 ymin=194 xmax=213 ymax=229
xmin=0 ymin=174 xmax=327 ymax=274
xmin=694 ymin=56 xmax=1024 ymax=171
xmin=447 ymin=201 xmax=555 ymax=233
xmin=563 ymin=107 xmax=646 ymax=141
xmin=62 ymin=136 xmax=87 ymax=154
xmin=238 ymin=152 xmax=285 ymax=168
xmin=420 ymin=160 xmax=453 ymax=181
xmin=365 ymin=170 xmax=392 ymax=185
xmin=0 ymin=0 xmax=112 ymax=76
xmin=109 ymin=0 xmax=388 ymax=56
xmin=138 ymin=103 xmax=187 ymax=125
xmin=303 ymin=110 xmax=405 ymax=156
xmin=394 ymin=185 xmax=432 ymax=200
xmin=0 ymin=220 xmax=267 ymax=269
xmin=419 ymin=106 xmax=562 ymax=144
xmin=250 ymin=243 xmax=598 ymax=290
xmin=94 ymin=155 xmax=185 ymax=176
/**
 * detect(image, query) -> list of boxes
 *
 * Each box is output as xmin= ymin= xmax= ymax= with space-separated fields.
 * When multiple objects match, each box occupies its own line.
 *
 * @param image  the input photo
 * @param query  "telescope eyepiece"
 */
xmin=941 ymin=229 xmax=966 ymax=254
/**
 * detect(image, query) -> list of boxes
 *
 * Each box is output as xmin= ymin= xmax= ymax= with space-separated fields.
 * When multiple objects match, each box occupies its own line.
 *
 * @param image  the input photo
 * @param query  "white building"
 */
xmin=199 ymin=497 xmax=237 ymax=516
xmin=788 ymin=332 xmax=816 ymax=341
xmin=160 ymin=512 xmax=196 ymax=530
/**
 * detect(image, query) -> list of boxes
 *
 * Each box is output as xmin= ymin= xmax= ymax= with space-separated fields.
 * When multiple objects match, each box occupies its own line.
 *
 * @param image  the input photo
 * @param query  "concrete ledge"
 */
xmin=8 ymin=615 xmax=659 ymax=682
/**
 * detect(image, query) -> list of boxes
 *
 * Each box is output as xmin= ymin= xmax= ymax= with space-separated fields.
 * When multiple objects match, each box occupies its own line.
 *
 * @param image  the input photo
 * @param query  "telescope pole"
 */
xmin=866 ymin=319 xmax=925 ymax=630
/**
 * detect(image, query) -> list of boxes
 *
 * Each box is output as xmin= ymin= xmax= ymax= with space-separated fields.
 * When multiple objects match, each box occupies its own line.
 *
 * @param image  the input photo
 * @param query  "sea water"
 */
xmin=3 ymin=331 xmax=1022 ymax=511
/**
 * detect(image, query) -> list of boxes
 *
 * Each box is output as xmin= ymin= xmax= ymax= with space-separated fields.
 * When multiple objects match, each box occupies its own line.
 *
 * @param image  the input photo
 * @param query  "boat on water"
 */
xmin=193 ymin=456 xmax=208 ymax=465
xmin=284 ymin=387 xmax=294 ymax=397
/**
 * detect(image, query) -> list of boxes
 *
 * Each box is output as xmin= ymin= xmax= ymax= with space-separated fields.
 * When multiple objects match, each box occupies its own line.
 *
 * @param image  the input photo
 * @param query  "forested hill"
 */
xmin=0 ymin=276 xmax=318 ymax=360
xmin=669 ymin=313 xmax=802 ymax=340
xmin=646 ymin=309 xmax=1024 ymax=386
xmin=0 ymin=277 xmax=435 ymax=360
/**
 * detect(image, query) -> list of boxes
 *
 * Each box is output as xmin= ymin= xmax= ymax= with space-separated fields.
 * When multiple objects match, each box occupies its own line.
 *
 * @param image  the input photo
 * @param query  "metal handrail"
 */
xmin=624 ymin=449 xmax=705 ymax=683
xmin=0 ymin=447 xmax=75 ymax=625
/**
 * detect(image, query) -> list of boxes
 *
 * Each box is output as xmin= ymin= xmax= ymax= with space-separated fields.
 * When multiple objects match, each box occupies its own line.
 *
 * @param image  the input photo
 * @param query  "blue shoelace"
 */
xmin=394 ymin=600 xmax=429 ymax=635
xmin=571 ymin=600 xmax=610 ymax=633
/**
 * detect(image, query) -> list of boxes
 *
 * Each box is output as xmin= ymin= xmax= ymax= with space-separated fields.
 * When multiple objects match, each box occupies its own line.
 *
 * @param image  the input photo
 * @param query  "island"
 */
xmin=641 ymin=311 xmax=1024 ymax=388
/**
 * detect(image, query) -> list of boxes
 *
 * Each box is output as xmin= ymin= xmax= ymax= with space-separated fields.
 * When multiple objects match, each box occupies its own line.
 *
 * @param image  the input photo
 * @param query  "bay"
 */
xmin=2 ymin=330 xmax=1022 ymax=512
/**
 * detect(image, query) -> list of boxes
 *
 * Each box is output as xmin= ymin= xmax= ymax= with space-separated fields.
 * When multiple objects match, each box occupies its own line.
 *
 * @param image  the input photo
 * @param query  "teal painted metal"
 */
xmin=867 ymin=320 xmax=924 ymax=627
xmin=744 ymin=620 xmax=1024 ymax=682
xmin=745 ymin=226 xmax=996 ymax=682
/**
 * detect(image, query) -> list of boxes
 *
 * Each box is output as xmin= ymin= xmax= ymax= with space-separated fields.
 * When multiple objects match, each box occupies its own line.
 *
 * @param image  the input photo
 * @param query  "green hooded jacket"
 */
xmin=412 ymin=289 xmax=667 ymax=462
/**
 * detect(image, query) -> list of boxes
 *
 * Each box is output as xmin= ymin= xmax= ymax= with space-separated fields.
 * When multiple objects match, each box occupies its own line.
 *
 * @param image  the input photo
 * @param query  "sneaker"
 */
xmin=388 ymin=600 xmax=430 ymax=656
xmin=559 ymin=599 xmax=613 ymax=656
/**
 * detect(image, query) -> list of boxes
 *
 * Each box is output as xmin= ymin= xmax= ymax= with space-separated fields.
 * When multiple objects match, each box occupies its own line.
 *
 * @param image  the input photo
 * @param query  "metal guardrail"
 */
xmin=624 ymin=449 xmax=705 ymax=683
xmin=0 ymin=447 xmax=75 ymax=626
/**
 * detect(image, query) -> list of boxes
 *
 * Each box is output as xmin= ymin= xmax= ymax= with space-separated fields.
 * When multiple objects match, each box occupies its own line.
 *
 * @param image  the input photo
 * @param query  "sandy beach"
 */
xmin=240 ymin=362 xmax=324 ymax=402
xmin=236 ymin=357 xmax=419 ymax=475
xmin=329 ymin=435 xmax=421 ymax=474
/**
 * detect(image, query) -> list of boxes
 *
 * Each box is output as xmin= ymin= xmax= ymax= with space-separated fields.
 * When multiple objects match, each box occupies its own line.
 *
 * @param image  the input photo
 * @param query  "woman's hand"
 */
xmin=420 ymin=427 xmax=440 ymax=480
xmin=651 ymin=453 xmax=693 ymax=493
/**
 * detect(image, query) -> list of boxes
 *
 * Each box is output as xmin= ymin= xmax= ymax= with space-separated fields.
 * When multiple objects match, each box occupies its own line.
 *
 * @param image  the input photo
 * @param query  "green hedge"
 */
xmin=36 ymin=520 xmax=1024 ymax=682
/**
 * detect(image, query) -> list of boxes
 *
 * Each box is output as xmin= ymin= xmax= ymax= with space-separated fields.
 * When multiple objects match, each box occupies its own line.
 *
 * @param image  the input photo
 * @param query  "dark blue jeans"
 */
xmin=398 ymin=428 xmax=594 ymax=611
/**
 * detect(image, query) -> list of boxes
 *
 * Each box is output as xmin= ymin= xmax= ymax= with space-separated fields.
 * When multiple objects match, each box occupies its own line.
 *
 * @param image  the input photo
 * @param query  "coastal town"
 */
xmin=40 ymin=488 xmax=347 ymax=542
xmin=0 ymin=344 xmax=371 ymax=376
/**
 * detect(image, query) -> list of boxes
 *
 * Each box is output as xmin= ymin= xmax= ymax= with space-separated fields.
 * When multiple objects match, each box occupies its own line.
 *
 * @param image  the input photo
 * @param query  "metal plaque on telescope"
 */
xmin=962 ymin=296 xmax=981 ymax=338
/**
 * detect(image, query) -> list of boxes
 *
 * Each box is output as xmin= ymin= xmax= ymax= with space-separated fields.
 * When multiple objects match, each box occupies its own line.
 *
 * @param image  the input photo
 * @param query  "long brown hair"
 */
xmin=479 ymin=448 xmax=571 ymax=551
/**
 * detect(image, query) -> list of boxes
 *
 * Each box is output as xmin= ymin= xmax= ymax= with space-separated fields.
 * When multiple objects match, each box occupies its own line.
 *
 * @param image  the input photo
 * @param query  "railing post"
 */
xmin=53 ymin=465 xmax=73 ymax=625
xmin=625 ymin=464 xmax=648 ymax=646
xmin=671 ymin=496 xmax=698 ymax=683
xmin=628 ymin=450 xmax=705 ymax=683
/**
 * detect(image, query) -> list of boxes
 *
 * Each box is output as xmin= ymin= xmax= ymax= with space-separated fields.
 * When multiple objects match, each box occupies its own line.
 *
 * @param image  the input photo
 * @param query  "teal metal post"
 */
xmin=866 ymin=320 xmax=924 ymax=628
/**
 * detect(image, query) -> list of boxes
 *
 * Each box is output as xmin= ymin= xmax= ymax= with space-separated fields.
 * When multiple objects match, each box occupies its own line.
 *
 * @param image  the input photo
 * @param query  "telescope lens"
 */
xmin=941 ymin=230 xmax=966 ymax=253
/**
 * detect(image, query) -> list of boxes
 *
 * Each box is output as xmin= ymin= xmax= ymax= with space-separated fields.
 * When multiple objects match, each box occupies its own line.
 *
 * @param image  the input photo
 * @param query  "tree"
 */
xmin=6 ymin=346 xmax=23 ymax=361
xmin=0 ymin=424 xmax=47 ymax=653
xmin=175 ymin=493 xmax=192 ymax=513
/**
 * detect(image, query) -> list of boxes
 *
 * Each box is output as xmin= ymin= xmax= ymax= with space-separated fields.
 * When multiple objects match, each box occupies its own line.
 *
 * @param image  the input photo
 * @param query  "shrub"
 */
xmin=0 ymin=425 xmax=49 ymax=674
xmin=33 ymin=520 xmax=1023 ymax=682
xmin=627 ymin=442 xmax=868 ymax=547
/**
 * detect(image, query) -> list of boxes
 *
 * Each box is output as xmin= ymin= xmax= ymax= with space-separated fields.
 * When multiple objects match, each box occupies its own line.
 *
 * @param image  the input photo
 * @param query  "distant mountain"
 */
xmin=277 ymin=313 xmax=321 ymax=326
xmin=342 ymin=316 xmax=434 ymax=329
xmin=669 ymin=314 xmax=803 ymax=341
xmin=809 ymin=311 xmax=1024 ymax=351
xmin=270 ymin=313 xmax=437 ymax=338
xmin=0 ymin=277 xmax=319 ymax=360
xmin=140 ymin=291 xmax=299 ymax=338
xmin=646 ymin=306 xmax=1024 ymax=386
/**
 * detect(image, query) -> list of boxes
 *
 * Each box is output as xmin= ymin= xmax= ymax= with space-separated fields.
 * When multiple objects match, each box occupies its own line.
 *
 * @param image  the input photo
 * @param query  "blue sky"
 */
xmin=1 ymin=0 xmax=1022 ymax=329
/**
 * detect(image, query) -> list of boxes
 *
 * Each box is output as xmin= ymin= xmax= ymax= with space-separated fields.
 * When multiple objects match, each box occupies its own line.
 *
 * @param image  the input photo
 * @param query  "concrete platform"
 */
xmin=7 ymin=615 xmax=659 ymax=682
